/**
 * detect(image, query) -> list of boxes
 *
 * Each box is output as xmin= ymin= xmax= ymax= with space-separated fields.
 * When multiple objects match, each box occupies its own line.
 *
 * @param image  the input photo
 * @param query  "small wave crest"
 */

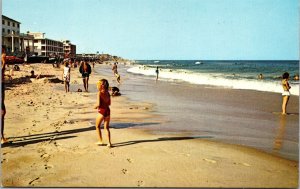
xmin=127 ymin=66 xmax=299 ymax=95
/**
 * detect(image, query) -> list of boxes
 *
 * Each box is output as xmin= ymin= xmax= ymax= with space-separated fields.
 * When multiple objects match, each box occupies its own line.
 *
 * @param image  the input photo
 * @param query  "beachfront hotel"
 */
xmin=2 ymin=15 xmax=34 ymax=55
xmin=2 ymin=15 xmax=76 ymax=58
xmin=63 ymin=40 xmax=76 ymax=59
xmin=25 ymin=32 xmax=64 ymax=57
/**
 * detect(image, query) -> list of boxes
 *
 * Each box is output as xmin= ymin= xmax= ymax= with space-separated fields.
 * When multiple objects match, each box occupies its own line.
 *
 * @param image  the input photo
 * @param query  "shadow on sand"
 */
xmin=2 ymin=126 xmax=95 ymax=148
xmin=112 ymin=136 xmax=213 ymax=148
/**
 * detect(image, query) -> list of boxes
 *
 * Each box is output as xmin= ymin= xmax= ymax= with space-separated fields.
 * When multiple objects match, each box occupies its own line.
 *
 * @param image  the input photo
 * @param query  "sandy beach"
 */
xmin=1 ymin=62 xmax=298 ymax=188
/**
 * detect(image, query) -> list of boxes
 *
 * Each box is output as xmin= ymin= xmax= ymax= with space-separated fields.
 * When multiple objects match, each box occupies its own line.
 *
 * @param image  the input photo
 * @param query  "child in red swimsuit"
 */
xmin=94 ymin=79 xmax=112 ymax=147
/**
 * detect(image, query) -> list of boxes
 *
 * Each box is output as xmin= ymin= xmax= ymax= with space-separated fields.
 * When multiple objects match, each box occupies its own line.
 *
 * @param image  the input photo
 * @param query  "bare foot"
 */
xmin=107 ymin=143 xmax=113 ymax=148
xmin=95 ymin=141 xmax=105 ymax=146
xmin=1 ymin=138 xmax=8 ymax=144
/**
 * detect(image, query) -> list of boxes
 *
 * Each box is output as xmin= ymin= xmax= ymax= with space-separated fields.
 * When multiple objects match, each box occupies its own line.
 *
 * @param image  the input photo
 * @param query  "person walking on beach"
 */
xmin=281 ymin=72 xmax=291 ymax=115
xmin=79 ymin=61 xmax=92 ymax=92
xmin=62 ymin=61 xmax=71 ymax=93
xmin=112 ymin=62 xmax=121 ymax=84
xmin=94 ymin=79 xmax=112 ymax=147
xmin=1 ymin=48 xmax=8 ymax=144
xmin=155 ymin=66 xmax=159 ymax=81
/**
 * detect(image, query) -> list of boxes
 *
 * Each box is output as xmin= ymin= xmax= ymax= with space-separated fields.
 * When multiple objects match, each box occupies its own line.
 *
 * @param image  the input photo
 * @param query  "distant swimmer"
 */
xmin=293 ymin=74 xmax=299 ymax=80
xmin=258 ymin=73 xmax=264 ymax=79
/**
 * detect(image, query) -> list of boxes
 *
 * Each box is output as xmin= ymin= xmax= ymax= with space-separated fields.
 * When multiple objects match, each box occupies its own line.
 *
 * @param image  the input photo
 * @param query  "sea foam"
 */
xmin=127 ymin=66 xmax=299 ymax=96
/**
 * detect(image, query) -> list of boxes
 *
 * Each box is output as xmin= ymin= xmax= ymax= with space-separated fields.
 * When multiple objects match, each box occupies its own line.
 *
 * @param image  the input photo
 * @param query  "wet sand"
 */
xmin=106 ymin=63 xmax=299 ymax=161
xmin=1 ymin=63 xmax=298 ymax=187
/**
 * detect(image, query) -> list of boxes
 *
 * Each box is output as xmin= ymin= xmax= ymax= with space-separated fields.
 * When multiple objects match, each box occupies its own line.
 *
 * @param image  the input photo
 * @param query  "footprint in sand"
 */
xmin=127 ymin=158 xmax=132 ymax=163
xmin=29 ymin=177 xmax=40 ymax=185
xmin=203 ymin=158 xmax=217 ymax=164
xmin=44 ymin=164 xmax=53 ymax=170
xmin=41 ymin=153 xmax=51 ymax=162
xmin=137 ymin=180 xmax=144 ymax=187
xmin=241 ymin=163 xmax=251 ymax=167
xmin=233 ymin=162 xmax=251 ymax=167
xmin=122 ymin=169 xmax=128 ymax=174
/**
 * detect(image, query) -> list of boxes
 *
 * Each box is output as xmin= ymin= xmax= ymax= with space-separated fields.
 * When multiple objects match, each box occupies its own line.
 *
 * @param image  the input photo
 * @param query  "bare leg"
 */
xmin=282 ymin=96 xmax=290 ymax=115
xmin=1 ymin=108 xmax=7 ymax=144
xmin=103 ymin=117 xmax=112 ymax=147
xmin=95 ymin=114 xmax=104 ymax=144
xmin=86 ymin=77 xmax=89 ymax=92
xmin=67 ymin=82 xmax=70 ymax=92
xmin=64 ymin=81 xmax=68 ymax=92
xmin=83 ymin=78 xmax=87 ymax=92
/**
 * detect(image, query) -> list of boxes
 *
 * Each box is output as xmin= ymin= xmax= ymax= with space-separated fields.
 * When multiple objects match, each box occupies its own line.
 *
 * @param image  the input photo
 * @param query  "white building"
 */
xmin=26 ymin=32 xmax=64 ymax=57
xmin=2 ymin=15 xmax=34 ymax=55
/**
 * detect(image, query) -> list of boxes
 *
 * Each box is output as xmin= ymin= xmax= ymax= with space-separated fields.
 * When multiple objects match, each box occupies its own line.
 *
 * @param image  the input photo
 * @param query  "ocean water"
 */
xmin=127 ymin=60 xmax=299 ymax=95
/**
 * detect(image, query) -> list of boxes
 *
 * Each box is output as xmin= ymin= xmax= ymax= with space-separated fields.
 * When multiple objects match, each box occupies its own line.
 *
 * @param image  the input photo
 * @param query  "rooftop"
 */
xmin=2 ymin=15 xmax=21 ymax=24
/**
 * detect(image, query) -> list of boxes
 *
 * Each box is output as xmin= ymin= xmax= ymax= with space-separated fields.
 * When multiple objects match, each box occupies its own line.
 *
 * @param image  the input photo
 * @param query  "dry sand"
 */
xmin=1 ymin=63 xmax=298 ymax=188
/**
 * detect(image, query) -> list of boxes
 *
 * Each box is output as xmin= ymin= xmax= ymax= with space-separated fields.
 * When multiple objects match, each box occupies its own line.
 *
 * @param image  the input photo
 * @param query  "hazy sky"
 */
xmin=2 ymin=0 xmax=299 ymax=60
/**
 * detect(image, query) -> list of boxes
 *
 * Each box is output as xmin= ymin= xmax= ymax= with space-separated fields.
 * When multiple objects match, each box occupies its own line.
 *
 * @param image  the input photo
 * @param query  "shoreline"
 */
xmin=1 ymin=63 xmax=298 ymax=187
xmin=116 ymin=63 xmax=299 ymax=161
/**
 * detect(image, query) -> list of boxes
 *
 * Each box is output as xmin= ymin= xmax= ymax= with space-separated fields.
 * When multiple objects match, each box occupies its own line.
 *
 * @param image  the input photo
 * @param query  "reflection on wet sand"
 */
xmin=273 ymin=115 xmax=286 ymax=152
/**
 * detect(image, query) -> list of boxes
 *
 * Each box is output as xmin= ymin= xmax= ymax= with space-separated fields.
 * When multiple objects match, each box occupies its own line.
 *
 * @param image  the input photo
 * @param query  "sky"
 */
xmin=2 ymin=0 xmax=299 ymax=60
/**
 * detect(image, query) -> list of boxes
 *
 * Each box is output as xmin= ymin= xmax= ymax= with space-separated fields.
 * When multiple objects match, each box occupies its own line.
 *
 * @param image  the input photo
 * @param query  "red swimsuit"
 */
xmin=98 ymin=92 xmax=111 ymax=117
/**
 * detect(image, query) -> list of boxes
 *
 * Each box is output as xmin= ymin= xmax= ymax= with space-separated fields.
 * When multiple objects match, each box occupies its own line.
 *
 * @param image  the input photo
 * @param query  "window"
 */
xmin=41 ymin=40 xmax=45 ymax=44
xmin=7 ymin=21 xmax=10 ymax=26
xmin=13 ymin=23 xmax=15 ymax=27
xmin=34 ymin=40 xmax=38 ymax=43
xmin=17 ymin=24 xmax=19 ymax=28
xmin=7 ymin=29 xmax=10 ymax=34
xmin=42 ymin=52 xmax=45 ymax=56
xmin=2 ymin=20 xmax=4 ymax=25
xmin=2 ymin=28 xmax=5 ymax=34
xmin=42 ymin=46 xmax=45 ymax=50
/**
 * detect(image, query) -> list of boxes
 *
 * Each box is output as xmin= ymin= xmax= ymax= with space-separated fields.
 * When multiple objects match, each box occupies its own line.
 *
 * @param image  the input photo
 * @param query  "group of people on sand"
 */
xmin=62 ymin=60 xmax=92 ymax=93
xmin=63 ymin=60 xmax=121 ymax=147
xmin=0 ymin=54 xmax=121 ymax=146
xmin=0 ymin=49 xmax=296 ymax=146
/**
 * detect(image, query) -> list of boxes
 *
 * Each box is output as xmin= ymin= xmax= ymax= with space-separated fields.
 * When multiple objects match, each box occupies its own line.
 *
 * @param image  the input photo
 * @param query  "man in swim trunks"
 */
xmin=79 ymin=61 xmax=92 ymax=92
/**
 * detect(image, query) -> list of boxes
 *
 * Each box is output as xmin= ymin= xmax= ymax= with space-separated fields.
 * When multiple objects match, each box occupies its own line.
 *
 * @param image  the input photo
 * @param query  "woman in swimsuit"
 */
xmin=94 ymin=79 xmax=112 ymax=147
xmin=281 ymin=72 xmax=291 ymax=115
xmin=62 ymin=61 xmax=71 ymax=93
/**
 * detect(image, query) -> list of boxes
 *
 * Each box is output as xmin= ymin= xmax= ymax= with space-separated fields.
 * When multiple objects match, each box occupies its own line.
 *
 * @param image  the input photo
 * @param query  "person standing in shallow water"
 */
xmin=79 ymin=61 xmax=91 ymax=92
xmin=112 ymin=62 xmax=121 ymax=84
xmin=281 ymin=72 xmax=291 ymax=115
xmin=94 ymin=79 xmax=112 ymax=147
xmin=155 ymin=66 xmax=159 ymax=81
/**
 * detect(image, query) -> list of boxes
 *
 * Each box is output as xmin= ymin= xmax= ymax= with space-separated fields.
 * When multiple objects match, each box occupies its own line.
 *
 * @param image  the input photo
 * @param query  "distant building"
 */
xmin=2 ymin=15 xmax=34 ymax=55
xmin=26 ymin=32 xmax=64 ymax=57
xmin=63 ymin=40 xmax=76 ymax=59
xmin=2 ymin=15 xmax=76 ymax=58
